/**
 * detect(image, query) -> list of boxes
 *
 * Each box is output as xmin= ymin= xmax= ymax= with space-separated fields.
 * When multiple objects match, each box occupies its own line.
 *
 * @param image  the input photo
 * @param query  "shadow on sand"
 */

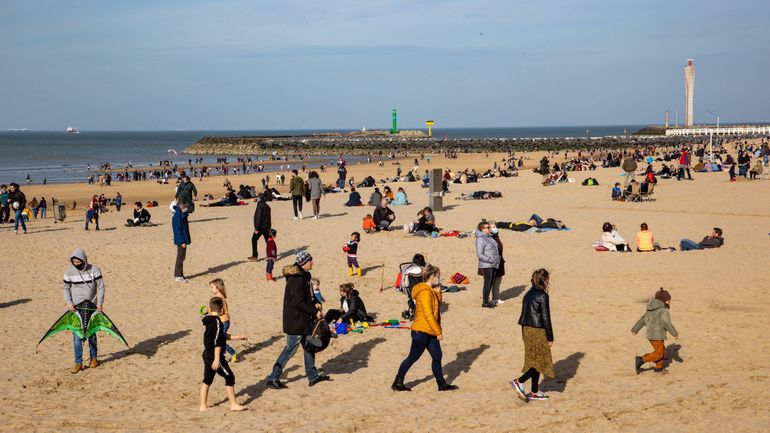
xmin=0 ymin=298 xmax=31 ymax=309
xmin=406 ymin=343 xmax=490 ymax=388
xmin=499 ymin=285 xmax=527 ymax=301
xmin=321 ymin=337 xmax=386 ymax=375
xmin=540 ymin=351 xmax=585 ymax=392
xmin=277 ymin=245 xmax=310 ymax=261
xmin=186 ymin=260 xmax=247 ymax=280
xmin=101 ymin=329 xmax=191 ymax=365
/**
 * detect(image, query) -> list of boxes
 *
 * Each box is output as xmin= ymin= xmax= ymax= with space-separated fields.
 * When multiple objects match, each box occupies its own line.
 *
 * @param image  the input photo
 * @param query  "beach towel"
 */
xmin=448 ymin=272 xmax=470 ymax=285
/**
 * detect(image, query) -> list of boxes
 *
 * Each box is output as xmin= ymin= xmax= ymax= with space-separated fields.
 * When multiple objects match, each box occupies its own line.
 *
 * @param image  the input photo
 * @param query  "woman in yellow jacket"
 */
xmin=392 ymin=264 xmax=459 ymax=392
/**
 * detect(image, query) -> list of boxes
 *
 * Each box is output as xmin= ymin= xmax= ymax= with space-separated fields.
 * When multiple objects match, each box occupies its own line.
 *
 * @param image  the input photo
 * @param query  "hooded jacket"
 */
xmin=475 ymin=229 xmax=500 ymax=269
xmin=410 ymin=282 xmax=442 ymax=336
xmin=63 ymin=248 xmax=105 ymax=306
xmin=281 ymin=264 xmax=317 ymax=335
xmin=631 ymin=298 xmax=678 ymax=340
xmin=289 ymin=176 xmax=305 ymax=197
xmin=172 ymin=206 xmax=191 ymax=246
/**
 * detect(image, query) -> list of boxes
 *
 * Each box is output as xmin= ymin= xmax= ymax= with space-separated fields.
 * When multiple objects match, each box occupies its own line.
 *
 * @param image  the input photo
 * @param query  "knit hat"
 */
xmin=295 ymin=251 xmax=313 ymax=267
xmin=655 ymin=288 xmax=671 ymax=303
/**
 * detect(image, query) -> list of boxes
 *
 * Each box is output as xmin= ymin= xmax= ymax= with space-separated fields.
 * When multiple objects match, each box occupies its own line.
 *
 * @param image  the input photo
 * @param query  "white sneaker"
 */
xmin=496 ymin=299 xmax=506 ymax=305
xmin=313 ymin=215 xmax=318 ymax=219
xmin=298 ymin=212 xmax=303 ymax=219
xmin=528 ymin=391 xmax=549 ymax=401
xmin=174 ymin=277 xmax=188 ymax=283
xmin=293 ymin=217 xmax=298 ymax=220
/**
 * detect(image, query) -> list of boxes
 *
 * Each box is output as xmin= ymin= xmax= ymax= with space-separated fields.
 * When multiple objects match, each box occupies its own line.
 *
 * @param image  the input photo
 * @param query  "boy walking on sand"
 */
xmin=266 ymin=229 xmax=277 ymax=281
xmin=200 ymin=297 xmax=247 ymax=411
xmin=632 ymin=288 xmax=679 ymax=374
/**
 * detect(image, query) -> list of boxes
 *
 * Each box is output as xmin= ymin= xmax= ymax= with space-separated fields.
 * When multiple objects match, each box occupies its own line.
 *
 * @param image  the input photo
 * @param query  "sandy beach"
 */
xmin=1 ymin=149 xmax=769 ymax=432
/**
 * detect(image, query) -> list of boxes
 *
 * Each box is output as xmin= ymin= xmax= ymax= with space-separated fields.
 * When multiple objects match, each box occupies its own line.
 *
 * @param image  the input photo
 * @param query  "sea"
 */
xmin=0 ymin=126 xmax=643 ymax=184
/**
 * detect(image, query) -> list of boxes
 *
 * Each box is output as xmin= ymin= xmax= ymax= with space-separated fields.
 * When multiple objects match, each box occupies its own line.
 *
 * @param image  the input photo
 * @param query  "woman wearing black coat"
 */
xmin=510 ymin=269 xmax=555 ymax=403
xmin=325 ymin=283 xmax=372 ymax=324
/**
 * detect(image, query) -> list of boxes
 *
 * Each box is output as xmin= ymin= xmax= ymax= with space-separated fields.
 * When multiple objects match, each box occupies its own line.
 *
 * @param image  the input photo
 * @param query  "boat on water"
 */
xmin=66 ymin=127 xmax=79 ymax=134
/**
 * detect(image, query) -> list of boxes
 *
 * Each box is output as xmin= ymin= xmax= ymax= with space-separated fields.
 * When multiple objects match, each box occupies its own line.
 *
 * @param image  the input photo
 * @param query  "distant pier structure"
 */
xmin=666 ymin=125 xmax=770 ymax=136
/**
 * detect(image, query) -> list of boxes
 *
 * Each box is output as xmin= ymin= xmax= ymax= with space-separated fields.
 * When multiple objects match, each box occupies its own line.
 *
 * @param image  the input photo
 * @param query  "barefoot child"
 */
xmin=209 ymin=279 xmax=238 ymax=362
xmin=632 ymin=288 xmax=679 ymax=374
xmin=200 ymin=296 xmax=247 ymax=411
xmin=343 ymin=232 xmax=361 ymax=277
xmin=266 ymin=229 xmax=277 ymax=281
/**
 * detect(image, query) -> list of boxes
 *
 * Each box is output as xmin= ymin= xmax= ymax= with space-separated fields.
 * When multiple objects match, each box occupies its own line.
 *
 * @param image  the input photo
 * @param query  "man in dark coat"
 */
xmin=266 ymin=251 xmax=330 ymax=389
xmin=248 ymin=193 xmax=271 ymax=261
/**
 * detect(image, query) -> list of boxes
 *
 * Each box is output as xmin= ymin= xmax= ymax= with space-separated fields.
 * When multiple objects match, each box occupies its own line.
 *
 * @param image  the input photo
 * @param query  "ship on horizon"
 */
xmin=66 ymin=127 xmax=79 ymax=134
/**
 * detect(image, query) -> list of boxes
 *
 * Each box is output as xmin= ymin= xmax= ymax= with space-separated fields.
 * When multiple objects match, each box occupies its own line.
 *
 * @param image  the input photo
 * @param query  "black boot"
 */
xmin=391 ymin=377 xmax=411 ymax=392
xmin=437 ymin=381 xmax=459 ymax=391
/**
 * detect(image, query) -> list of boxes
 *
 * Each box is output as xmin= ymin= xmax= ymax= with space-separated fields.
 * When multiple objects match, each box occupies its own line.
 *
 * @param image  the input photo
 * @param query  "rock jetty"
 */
xmin=184 ymin=129 xmax=702 ymax=156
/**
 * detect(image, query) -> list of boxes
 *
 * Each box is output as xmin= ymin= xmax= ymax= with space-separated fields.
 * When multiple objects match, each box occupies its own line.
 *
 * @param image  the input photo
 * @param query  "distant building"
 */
xmin=684 ymin=59 xmax=696 ymax=127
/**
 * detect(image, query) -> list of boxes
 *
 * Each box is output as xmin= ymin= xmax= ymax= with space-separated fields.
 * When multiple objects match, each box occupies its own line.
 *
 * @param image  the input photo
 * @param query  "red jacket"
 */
xmin=266 ymin=238 xmax=277 ymax=259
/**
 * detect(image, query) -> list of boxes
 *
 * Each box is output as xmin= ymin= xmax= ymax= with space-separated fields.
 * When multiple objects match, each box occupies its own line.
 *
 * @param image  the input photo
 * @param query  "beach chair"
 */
xmin=624 ymin=182 xmax=641 ymax=202
xmin=640 ymin=182 xmax=655 ymax=201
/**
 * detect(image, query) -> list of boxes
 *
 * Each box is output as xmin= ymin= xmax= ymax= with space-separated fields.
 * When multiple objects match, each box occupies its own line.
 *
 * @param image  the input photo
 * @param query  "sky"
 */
xmin=1 ymin=0 xmax=769 ymax=130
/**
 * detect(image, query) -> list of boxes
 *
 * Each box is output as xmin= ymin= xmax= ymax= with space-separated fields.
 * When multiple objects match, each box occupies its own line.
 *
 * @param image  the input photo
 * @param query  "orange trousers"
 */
xmin=642 ymin=339 xmax=665 ymax=369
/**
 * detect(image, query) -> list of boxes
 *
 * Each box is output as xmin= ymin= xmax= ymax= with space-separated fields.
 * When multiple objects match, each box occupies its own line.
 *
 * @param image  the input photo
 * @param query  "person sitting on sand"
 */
xmin=205 ymin=189 xmax=238 ymax=207
xmin=680 ymin=227 xmax=724 ymax=251
xmin=635 ymin=223 xmax=656 ymax=252
xmin=373 ymin=199 xmax=396 ymax=231
xmin=392 ymin=187 xmax=409 ymax=205
xmin=601 ymin=222 xmax=630 ymax=251
xmin=368 ymin=188 xmax=382 ymax=207
xmin=658 ymin=163 xmax=672 ymax=178
xmin=611 ymin=183 xmax=623 ymax=201
xmin=345 ymin=187 xmax=363 ymax=207
xmin=406 ymin=207 xmax=436 ymax=234
xmin=126 ymin=201 xmax=151 ymax=227
xmin=749 ymin=160 xmax=764 ymax=180
xmin=383 ymin=186 xmax=395 ymax=203
xmin=324 ymin=283 xmax=373 ymax=324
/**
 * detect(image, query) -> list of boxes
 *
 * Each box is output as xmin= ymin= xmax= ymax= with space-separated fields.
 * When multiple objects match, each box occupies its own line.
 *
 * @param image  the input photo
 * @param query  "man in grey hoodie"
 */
xmin=475 ymin=221 xmax=501 ymax=308
xmin=63 ymin=248 xmax=106 ymax=374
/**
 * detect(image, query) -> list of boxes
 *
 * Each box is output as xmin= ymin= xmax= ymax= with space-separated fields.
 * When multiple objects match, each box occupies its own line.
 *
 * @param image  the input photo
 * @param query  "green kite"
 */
xmin=37 ymin=300 xmax=128 ymax=347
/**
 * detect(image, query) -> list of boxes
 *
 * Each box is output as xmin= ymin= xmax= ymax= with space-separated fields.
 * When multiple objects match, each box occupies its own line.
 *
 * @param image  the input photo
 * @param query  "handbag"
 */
xmin=303 ymin=319 xmax=331 ymax=354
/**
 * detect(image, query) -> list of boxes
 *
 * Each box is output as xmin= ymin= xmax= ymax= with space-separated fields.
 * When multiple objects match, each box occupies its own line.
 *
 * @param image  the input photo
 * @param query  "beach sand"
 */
xmin=1 ymin=150 xmax=769 ymax=432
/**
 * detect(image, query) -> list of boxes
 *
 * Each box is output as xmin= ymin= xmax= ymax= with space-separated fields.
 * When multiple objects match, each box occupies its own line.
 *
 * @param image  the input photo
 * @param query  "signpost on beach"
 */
xmin=428 ymin=168 xmax=443 ymax=211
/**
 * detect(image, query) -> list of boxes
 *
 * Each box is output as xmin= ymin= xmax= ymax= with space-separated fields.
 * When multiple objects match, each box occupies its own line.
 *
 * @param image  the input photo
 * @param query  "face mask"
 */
xmin=73 ymin=261 xmax=86 ymax=270
xmin=491 ymin=227 xmax=499 ymax=234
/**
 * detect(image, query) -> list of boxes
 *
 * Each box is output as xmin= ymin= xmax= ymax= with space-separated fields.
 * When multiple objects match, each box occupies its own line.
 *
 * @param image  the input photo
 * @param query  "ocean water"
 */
xmin=0 ymin=126 xmax=643 ymax=184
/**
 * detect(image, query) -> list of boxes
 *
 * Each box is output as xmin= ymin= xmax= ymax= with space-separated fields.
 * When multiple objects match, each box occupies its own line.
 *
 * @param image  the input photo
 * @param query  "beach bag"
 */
xmin=304 ymin=320 xmax=331 ymax=354
xmin=448 ymin=272 xmax=469 ymax=285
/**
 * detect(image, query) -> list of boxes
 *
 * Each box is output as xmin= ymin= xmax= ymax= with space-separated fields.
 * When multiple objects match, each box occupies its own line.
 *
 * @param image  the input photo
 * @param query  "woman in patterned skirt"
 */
xmin=511 ymin=269 xmax=555 ymax=402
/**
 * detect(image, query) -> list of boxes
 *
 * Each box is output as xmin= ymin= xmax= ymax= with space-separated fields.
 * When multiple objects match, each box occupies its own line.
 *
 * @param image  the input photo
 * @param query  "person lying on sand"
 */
xmin=680 ymin=227 xmax=724 ymax=251
xmin=496 ymin=214 xmax=566 ymax=231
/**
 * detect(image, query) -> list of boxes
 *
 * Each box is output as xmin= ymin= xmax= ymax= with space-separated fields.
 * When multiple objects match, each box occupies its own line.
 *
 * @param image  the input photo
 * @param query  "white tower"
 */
xmin=684 ymin=59 xmax=696 ymax=127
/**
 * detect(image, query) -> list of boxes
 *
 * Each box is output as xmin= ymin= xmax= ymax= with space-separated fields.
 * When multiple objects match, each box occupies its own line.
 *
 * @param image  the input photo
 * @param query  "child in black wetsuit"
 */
xmin=199 ymin=297 xmax=247 ymax=412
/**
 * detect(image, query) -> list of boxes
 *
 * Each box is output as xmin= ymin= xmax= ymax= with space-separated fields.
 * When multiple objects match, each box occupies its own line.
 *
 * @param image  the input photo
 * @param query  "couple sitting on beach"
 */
xmin=598 ymin=223 xmax=724 ymax=252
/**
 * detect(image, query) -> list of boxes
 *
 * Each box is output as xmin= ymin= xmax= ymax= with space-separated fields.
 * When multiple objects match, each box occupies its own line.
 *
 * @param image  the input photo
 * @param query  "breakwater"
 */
xmin=184 ymin=131 xmax=702 ymax=156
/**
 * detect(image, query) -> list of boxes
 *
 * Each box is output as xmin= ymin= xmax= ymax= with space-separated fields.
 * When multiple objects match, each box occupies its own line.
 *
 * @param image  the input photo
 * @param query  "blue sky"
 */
xmin=1 ymin=0 xmax=768 ymax=130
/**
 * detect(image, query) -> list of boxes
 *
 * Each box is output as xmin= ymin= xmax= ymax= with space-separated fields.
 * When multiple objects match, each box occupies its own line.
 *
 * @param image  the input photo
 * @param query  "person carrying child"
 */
xmin=632 ymin=288 xmax=679 ymax=374
xmin=343 ymin=232 xmax=362 ymax=277
xmin=266 ymin=229 xmax=277 ymax=281
xmin=209 ymin=279 xmax=239 ymax=362
xmin=199 ymin=296 xmax=247 ymax=412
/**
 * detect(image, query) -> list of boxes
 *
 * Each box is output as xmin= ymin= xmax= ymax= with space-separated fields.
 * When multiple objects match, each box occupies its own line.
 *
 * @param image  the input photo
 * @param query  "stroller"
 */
xmin=396 ymin=254 xmax=426 ymax=321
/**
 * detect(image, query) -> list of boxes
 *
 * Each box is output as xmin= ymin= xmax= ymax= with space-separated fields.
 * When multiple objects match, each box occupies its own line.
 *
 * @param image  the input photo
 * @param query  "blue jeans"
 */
xmin=268 ymin=334 xmax=318 ymax=382
xmin=40 ymin=207 xmax=46 ymax=219
xmin=222 ymin=321 xmax=236 ymax=356
xmin=85 ymin=210 xmax=99 ymax=230
xmin=74 ymin=334 xmax=98 ymax=365
xmin=396 ymin=331 xmax=444 ymax=384
xmin=13 ymin=209 xmax=26 ymax=232
xmin=680 ymin=239 xmax=702 ymax=251
xmin=529 ymin=214 xmax=543 ymax=225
